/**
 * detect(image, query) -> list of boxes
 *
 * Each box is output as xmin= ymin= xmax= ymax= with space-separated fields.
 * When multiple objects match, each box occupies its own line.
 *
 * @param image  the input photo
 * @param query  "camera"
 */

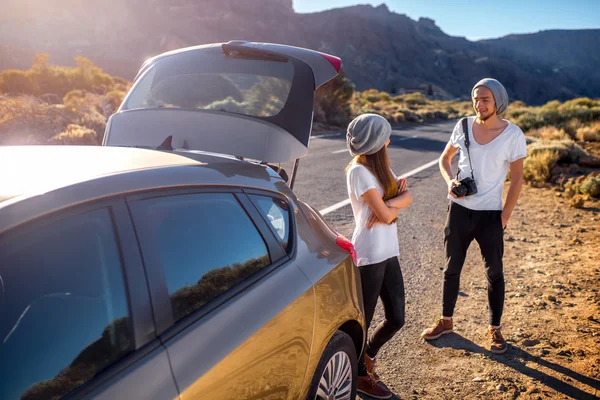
xmin=452 ymin=177 xmax=478 ymax=198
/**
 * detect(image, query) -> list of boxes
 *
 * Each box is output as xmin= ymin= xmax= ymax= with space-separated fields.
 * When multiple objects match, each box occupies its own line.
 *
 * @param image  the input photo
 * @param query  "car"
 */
xmin=0 ymin=41 xmax=365 ymax=400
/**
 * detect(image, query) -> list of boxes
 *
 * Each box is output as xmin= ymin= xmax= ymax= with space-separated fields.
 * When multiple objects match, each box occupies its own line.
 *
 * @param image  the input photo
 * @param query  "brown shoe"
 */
xmin=489 ymin=327 xmax=508 ymax=354
xmin=357 ymin=375 xmax=392 ymax=399
xmin=421 ymin=317 xmax=453 ymax=340
xmin=364 ymin=353 xmax=380 ymax=382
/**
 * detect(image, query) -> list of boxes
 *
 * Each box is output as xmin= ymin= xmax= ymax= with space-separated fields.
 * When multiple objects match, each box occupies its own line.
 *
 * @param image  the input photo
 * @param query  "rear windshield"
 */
xmin=123 ymin=50 xmax=294 ymax=118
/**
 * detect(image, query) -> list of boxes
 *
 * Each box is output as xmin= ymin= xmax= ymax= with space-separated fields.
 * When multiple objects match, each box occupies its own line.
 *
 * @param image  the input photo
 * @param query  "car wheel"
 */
xmin=306 ymin=330 xmax=357 ymax=400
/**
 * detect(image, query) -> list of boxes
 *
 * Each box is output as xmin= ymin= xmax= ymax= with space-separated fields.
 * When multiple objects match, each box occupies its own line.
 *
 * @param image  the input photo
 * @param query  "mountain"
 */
xmin=1 ymin=0 xmax=599 ymax=104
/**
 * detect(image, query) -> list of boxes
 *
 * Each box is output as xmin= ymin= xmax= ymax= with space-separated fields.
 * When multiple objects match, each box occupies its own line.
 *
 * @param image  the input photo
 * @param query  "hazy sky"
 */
xmin=293 ymin=0 xmax=600 ymax=41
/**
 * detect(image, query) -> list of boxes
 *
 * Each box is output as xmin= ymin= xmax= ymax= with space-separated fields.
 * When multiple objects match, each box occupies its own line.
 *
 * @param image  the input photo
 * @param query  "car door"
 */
xmin=0 ymin=198 xmax=179 ymax=400
xmin=103 ymin=41 xmax=341 ymax=164
xmin=127 ymin=187 xmax=315 ymax=400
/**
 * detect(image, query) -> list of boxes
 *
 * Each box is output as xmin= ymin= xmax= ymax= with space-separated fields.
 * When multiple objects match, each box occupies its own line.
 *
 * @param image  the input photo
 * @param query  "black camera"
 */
xmin=452 ymin=177 xmax=478 ymax=198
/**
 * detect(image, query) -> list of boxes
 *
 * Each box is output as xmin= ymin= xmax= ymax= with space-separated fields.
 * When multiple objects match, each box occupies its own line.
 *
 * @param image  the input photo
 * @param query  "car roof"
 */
xmin=0 ymin=146 xmax=286 ymax=233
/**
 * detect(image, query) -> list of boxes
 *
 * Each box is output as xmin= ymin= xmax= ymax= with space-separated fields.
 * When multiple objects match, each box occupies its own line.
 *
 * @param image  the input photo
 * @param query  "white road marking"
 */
xmin=331 ymin=148 xmax=349 ymax=154
xmin=312 ymin=132 xmax=344 ymax=139
xmin=318 ymin=158 xmax=440 ymax=216
xmin=330 ymin=135 xmax=418 ymax=154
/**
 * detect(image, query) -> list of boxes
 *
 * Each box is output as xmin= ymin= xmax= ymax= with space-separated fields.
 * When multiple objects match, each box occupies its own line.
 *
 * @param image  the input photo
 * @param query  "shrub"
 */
xmin=579 ymin=175 xmax=600 ymax=198
xmin=0 ymin=54 xmax=116 ymax=98
xmin=528 ymin=126 xmax=571 ymax=141
xmin=314 ymin=69 xmax=354 ymax=126
xmin=527 ymin=139 xmax=589 ymax=163
xmin=50 ymin=124 xmax=98 ymax=145
xmin=402 ymin=92 xmax=427 ymax=106
xmin=523 ymin=150 xmax=560 ymax=183
xmin=575 ymin=122 xmax=600 ymax=142
xmin=0 ymin=70 xmax=39 ymax=94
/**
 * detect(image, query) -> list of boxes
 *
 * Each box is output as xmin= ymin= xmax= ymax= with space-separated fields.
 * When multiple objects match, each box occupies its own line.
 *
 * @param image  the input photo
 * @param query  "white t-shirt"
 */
xmin=449 ymin=116 xmax=528 ymax=211
xmin=346 ymin=164 xmax=400 ymax=267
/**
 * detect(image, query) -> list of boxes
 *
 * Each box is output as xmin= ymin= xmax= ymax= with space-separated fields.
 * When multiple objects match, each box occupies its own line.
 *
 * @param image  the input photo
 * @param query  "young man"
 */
xmin=421 ymin=78 xmax=527 ymax=354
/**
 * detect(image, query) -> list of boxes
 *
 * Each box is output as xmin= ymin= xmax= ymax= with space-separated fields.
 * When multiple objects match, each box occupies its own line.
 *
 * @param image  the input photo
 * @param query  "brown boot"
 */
xmin=357 ymin=375 xmax=392 ymax=399
xmin=364 ymin=353 xmax=380 ymax=382
xmin=421 ymin=317 xmax=453 ymax=340
xmin=489 ymin=327 xmax=508 ymax=354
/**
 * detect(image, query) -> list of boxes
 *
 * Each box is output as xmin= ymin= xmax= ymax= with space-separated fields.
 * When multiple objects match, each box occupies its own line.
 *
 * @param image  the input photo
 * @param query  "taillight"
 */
xmin=317 ymin=51 xmax=342 ymax=73
xmin=336 ymin=235 xmax=356 ymax=264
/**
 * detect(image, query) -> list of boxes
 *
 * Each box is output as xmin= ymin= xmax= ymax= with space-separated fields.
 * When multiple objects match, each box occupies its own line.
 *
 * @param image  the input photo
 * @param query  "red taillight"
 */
xmin=317 ymin=51 xmax=342 ymax=73
xmin=336 ymin=235 xmax=356 ymax=264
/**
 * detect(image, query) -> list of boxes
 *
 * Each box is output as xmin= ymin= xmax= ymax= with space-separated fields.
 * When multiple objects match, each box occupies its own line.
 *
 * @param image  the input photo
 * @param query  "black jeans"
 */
xmin=443 ymin=201 xmax=505 ymax=326
xmin=357 ymin=256 xmax=405 ymax=376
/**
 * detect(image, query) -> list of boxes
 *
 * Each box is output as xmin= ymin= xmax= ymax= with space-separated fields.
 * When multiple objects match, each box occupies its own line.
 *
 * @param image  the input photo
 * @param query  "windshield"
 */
xmin=123 ymin=51 xmax=294 ymax=118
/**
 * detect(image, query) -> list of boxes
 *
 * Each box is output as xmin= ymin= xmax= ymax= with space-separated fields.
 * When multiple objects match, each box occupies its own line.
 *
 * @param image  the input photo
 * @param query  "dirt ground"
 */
xmin=360 ymin=184 xmax=600 ymax=400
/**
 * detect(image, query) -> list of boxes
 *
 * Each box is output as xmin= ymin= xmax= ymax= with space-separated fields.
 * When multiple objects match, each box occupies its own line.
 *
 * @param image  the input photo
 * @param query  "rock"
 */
xmin=496 ymin=383 xmax=506 ymax=391
xmin=541 ymin=349 xmax=550 ymax=355
xmin=472 ymin=377 xmax=485 ymax=382
xmin=576 ymin=349 xmax=585 ymax=357
xmin=523 ymin=339 xmax=540 ymax=347
xmin=548 ymin=295 xmax=557 ymax=302
xmin=570 ymin=195 xmax=584 ymax=208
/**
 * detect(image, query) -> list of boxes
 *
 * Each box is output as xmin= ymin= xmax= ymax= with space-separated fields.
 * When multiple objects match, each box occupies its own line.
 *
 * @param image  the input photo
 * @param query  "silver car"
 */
xmin=0 ymin=41 xmax=365 ymax=400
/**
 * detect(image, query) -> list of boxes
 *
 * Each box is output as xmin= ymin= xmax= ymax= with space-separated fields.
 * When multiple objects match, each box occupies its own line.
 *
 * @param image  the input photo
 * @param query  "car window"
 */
xmin=0 ymin=208 xmax=133 ymax=400
xmin=131 ymin=193 xmax=270 ymax=322
xmin=124 ymin=54 xmax=294 ymax=117
xmin=249 ymin=195 xmax=292 ymax=254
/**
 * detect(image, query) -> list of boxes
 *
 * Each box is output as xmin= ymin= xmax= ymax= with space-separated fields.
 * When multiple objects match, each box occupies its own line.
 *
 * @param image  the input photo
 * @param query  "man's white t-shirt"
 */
xmin=346 ymin=164 xmax=400 ymax=267
xmin=449 ymin=116 xmax=528 ymax=211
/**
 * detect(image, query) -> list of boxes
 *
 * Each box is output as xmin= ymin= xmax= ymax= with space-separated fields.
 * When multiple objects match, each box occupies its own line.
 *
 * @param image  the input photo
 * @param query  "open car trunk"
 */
xmin=103 ymin=41 xmax=341 ymax=168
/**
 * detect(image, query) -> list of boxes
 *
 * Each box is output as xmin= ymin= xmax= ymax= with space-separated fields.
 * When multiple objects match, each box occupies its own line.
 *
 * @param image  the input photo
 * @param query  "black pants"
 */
xmin=443 ymin=202 xmax=505 ymax=326
xmin=357 ymin=256 xmax=405 ymax=376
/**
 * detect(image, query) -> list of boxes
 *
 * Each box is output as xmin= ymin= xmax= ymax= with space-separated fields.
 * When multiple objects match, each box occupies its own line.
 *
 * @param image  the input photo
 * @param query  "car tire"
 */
xmin=306 ymin=330 xmax=358 ymax=400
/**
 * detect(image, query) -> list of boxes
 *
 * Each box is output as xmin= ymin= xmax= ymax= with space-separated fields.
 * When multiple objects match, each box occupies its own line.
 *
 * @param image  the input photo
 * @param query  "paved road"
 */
xmin=292 ymin=120 xmax=456 ymax=214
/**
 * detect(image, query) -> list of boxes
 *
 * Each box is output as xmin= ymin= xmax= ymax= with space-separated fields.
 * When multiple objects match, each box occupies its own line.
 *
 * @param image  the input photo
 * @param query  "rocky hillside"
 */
xmin=1 ymin=0 xmax=599 ymax=104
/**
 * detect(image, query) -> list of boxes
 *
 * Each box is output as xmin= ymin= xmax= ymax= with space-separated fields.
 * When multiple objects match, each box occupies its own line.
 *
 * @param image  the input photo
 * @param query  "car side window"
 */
xmin=249 ymin=194 xmax=292 ymax=254
xmin=130 ymin=193 xmax=271 ymax=323
xmin=0 ymin=208 xmax=133 ymax=400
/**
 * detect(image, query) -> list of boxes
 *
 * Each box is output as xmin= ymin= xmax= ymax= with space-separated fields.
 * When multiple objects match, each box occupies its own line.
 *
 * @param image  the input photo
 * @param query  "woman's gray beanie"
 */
xmin=346 ymin=113 xmax=392 ymax=156
xmin=472 ymin=78 xmax=509 ymax=115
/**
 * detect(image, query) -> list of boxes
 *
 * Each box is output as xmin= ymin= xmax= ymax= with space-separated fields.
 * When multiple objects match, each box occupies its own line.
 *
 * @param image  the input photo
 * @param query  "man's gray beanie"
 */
xmin=472 ymin=78 xmax=509 ymax=115
xmin=346 ymin=113 xmax=392 ymax=156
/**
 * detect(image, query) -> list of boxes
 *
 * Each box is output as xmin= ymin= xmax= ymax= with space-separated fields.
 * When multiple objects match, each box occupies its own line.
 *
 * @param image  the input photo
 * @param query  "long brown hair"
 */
xmin=346 ymin=145 xmax=398 ymax=201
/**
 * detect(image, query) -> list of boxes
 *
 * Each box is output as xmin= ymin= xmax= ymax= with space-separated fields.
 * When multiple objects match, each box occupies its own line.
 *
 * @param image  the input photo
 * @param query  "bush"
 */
xmin=527 ymin=140 xmax=589 ymax=164
xmin=0 ymin=54 xmax=116 ymax=98
xmin=50 ymin=124 xmax=99 ymax=145
xmin=528 ymin=126 xmax=571 ymax=141
xmin=402 ymin=92 xmax=427 ymax=106
xmin=313 ymin=67 xmax=354 ymax=126
xmin=523 ymin=150 xmax=560 ymax=183
xmin=579 ymin=175 xmax=600 ymax=198
xmin=575 ymin=122 xmax=600 ymax=142
xmin=0 ymin=70 xmax=39 ymax=94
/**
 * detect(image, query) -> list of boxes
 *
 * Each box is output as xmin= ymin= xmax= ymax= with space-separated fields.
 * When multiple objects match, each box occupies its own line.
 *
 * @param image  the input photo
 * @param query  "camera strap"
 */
xmin=455 ymin=117 xmax=475 ymax=180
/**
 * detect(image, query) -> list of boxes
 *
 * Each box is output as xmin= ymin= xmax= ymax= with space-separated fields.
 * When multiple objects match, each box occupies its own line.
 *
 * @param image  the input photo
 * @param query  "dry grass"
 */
xmin=50 ymin=124 xmax=98 ymax=145
xmin=349 ymin=89 xmax=471 ymax=124
xmin=523 ymin=149 xmax=560 ymax=183
xmin=575 ymin=121 xmax=600 ymax=142
xmin=527 ymin=126 xmax=571 ymax=141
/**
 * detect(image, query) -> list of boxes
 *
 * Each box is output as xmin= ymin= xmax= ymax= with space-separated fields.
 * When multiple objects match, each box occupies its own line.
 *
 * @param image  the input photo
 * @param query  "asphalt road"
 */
xmin=291 ymin=121 xmax=456 ymax=214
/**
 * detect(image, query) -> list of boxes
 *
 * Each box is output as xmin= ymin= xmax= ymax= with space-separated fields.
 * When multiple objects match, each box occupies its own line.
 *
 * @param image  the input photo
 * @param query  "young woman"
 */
xmin=345 ymin=113 xmax=413 ymax=399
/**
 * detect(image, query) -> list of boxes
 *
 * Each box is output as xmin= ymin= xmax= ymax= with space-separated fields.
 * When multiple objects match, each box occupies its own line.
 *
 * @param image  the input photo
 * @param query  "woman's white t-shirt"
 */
xmin=449 ymin=116 xmax=528 ymax=211
xmin=346 ymin=164 xmax=400 ymax=267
